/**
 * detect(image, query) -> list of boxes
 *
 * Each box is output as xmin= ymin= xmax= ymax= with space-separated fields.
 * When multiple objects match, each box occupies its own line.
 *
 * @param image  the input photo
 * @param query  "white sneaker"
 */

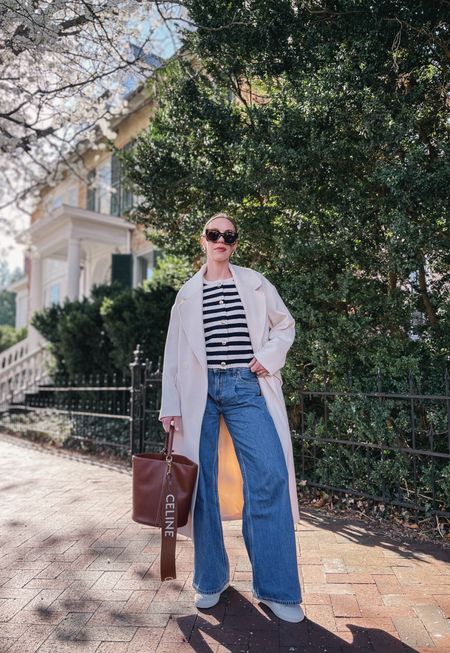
xmin=194 ymin=582 xmax=229 ymax=608
xmin=255 ymin=596 xmax=305 ymax=623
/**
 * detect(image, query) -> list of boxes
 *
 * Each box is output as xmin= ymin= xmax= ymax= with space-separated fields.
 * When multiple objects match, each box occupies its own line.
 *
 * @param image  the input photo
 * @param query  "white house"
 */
xmin=1 ymin=55 xmax=166 ymax=409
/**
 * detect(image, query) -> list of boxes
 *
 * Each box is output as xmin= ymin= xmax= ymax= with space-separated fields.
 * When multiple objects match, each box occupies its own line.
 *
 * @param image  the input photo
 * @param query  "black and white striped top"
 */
xmin=202 ymin=276 xmax=254 ymax=368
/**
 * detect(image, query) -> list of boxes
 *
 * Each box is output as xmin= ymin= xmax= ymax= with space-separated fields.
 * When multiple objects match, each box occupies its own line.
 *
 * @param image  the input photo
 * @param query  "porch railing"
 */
xmin=0 ymin=339 xmax=52 ymax=412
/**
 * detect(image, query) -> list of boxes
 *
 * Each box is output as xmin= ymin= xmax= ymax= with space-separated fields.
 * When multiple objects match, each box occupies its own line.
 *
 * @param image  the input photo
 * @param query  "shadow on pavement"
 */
xmin=300 ymin=507 xmax=449 ymax=566
xmin=176 ymin=586 xmax=420 ymax=652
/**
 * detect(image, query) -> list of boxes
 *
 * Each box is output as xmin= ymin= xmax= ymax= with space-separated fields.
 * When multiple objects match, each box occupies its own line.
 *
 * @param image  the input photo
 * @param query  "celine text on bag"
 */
xmin=132 ymin=422 xmax=198 ymax=581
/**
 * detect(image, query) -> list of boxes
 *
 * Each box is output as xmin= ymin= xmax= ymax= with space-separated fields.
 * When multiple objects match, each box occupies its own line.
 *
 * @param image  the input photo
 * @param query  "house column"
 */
xmin=67 ymin=237 xmax=81 ymax=301
xmin=28 ymin=255 xmax=43 ymax=349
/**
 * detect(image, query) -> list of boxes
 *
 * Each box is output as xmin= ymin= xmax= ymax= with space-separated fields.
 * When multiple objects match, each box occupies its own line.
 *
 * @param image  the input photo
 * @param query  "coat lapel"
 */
xmin=178 ymin=262 xmax=266 ymax=373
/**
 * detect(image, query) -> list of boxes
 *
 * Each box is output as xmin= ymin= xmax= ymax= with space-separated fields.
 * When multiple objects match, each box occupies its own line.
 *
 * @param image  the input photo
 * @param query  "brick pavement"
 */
xmin=0 ymin=432 xmax=449 ymax=652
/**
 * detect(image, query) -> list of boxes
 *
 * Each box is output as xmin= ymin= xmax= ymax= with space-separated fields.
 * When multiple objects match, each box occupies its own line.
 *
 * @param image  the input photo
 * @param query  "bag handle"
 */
xmin=159 ymin=422 xmax=178 ymax=580
xmin=162 ymin=419 xmax=175 ymax=456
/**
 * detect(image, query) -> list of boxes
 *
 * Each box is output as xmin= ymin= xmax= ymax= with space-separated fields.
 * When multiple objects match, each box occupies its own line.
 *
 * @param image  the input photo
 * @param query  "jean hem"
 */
xmin=193 ymin=580 xmax=229 ymax=595
xmin=253 ymin=591 xmax=302 ymax=606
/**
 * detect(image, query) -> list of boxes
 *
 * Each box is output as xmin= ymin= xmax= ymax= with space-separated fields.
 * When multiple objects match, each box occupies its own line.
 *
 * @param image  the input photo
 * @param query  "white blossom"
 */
xmin=0 ymin=1 xmax=192 ymax=245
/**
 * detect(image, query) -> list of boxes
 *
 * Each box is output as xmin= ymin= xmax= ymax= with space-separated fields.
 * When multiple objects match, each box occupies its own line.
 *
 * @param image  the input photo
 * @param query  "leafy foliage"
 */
xmin=31 ymin=274 xmax=176 ymax=380
xmin=0 ymin=260 xmax=24 ymax=328
xmin=296 ymin=391 xmax=450 ymax=513
xmin=124 ymin=0 xmax=450 ymax=391
xmin=122 ymin=1 xmax=450 ymax=515
xmin=0 ymin=325 xmax=27 ymax=354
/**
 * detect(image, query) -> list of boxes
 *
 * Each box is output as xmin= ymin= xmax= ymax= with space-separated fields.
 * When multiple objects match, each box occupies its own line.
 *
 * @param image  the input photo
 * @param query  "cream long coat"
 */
xmin=158 ymin=261 xmax=301 ymax=540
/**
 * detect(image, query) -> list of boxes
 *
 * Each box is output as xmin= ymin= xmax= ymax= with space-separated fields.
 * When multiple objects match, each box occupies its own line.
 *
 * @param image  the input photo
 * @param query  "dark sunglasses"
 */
xmin=204 ymin=228 xmax=239 ymax=244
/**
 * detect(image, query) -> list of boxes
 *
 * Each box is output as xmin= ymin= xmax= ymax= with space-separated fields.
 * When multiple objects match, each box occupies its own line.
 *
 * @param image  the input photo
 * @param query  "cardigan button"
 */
xmin=220 ymin=361 xmax=226 ymax=367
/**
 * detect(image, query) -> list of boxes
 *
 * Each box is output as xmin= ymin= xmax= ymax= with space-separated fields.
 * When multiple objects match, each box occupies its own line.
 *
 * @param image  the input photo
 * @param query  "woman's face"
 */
xmin=200 ymin=218 xmax=238 ymax=262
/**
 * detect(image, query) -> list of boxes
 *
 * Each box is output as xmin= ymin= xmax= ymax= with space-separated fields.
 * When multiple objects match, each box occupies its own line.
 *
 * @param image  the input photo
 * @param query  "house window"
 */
xmin=98 ymin=161 xmax=112 ymax=214
xmin=44 ymin=283 xmax=61 ymax=307
xmin=140 ymin=256 xmax=154 ymax=281
xmin=52 ymin=195 xmax=63 ymax=210
xmin=86 ymin=159 xmax=112 ymax=214
xmin=87 ymin=169 xmax=96 ymax=210
xmin=86 ymin=142 xmax=137 ymax=216
xmin=136 ymin=249 xmax=160 ymax=285
xmin=50 ymin=283 xmax=60 ymax=305
xmin=110 ymin=139 xmax=136 ymax=216
xmin=67 ymin=186 xmax=78 ymax=207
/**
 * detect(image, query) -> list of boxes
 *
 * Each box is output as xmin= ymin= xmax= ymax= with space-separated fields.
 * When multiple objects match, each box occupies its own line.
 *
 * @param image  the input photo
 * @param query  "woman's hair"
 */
xmin=202 ymin=212 xmax=238 ymax=234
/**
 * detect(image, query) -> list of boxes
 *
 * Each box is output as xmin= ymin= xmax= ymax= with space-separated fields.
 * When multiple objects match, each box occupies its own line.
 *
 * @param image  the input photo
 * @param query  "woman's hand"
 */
xmin=161 ymin=416 xmax=182 ymax=433
xmin=248 ymin=357 xmax=270 ymax=377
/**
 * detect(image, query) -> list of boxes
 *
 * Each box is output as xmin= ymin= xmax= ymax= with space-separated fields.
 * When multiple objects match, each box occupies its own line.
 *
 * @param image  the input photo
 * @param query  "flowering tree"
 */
xmin=0 ymin=0 xmax=189 ymax=248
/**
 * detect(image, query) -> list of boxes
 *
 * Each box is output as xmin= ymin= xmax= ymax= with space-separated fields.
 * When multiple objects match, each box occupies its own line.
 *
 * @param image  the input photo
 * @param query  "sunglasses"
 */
xmin=204 ymin=228 xmax=239 ymax=244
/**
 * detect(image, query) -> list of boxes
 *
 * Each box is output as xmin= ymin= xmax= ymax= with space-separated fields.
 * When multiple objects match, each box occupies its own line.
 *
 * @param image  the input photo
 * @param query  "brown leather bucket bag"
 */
xmin=132 ymin=423 xmax=198 ymax=581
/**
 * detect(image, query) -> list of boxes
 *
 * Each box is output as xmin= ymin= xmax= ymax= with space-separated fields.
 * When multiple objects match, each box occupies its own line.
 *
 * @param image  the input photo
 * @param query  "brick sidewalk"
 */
xmin=0 ymin=433 xmax=449 ymax=653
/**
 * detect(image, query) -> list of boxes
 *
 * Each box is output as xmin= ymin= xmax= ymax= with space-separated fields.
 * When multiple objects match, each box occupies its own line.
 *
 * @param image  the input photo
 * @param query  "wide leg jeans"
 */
xmin=192 ymin=366 xmax=302 ymax=605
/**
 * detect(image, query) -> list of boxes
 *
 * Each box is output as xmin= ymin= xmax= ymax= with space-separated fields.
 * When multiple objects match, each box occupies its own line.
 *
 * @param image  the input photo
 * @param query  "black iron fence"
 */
xmin=1 ymin=346 xmax=449 ymax=518
xmin=293 ymin=368 xmax=450 ymax=519
xmin=0 ymin=371 xmax=132 ymax=458
xmin=0 ymin=345 xmax=165 ymax=459
xmin=129 ymin=345 xmax=165 ymax=455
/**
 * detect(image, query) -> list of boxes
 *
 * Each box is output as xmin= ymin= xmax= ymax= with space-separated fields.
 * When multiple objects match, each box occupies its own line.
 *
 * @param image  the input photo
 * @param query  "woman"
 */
xmin=158 ymin=212 xmax=304 ymax=623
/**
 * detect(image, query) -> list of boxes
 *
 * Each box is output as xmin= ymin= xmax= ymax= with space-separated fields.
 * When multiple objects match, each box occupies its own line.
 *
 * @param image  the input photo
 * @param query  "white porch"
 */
xmin=23 ymin=204 xmax=134 ymax=349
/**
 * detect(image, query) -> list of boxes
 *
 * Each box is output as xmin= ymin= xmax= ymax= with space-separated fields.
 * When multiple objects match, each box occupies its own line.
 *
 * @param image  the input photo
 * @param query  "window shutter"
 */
xmin=122 ymin=187 xmax=134 ymax=213
xmin=111 ymin=253 xmax=133 ymax=288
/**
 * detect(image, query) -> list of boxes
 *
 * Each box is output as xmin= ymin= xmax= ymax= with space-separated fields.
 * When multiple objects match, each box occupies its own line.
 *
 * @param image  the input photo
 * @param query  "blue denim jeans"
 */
xmin=192 ymin=366 xmax=302 ymax=605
